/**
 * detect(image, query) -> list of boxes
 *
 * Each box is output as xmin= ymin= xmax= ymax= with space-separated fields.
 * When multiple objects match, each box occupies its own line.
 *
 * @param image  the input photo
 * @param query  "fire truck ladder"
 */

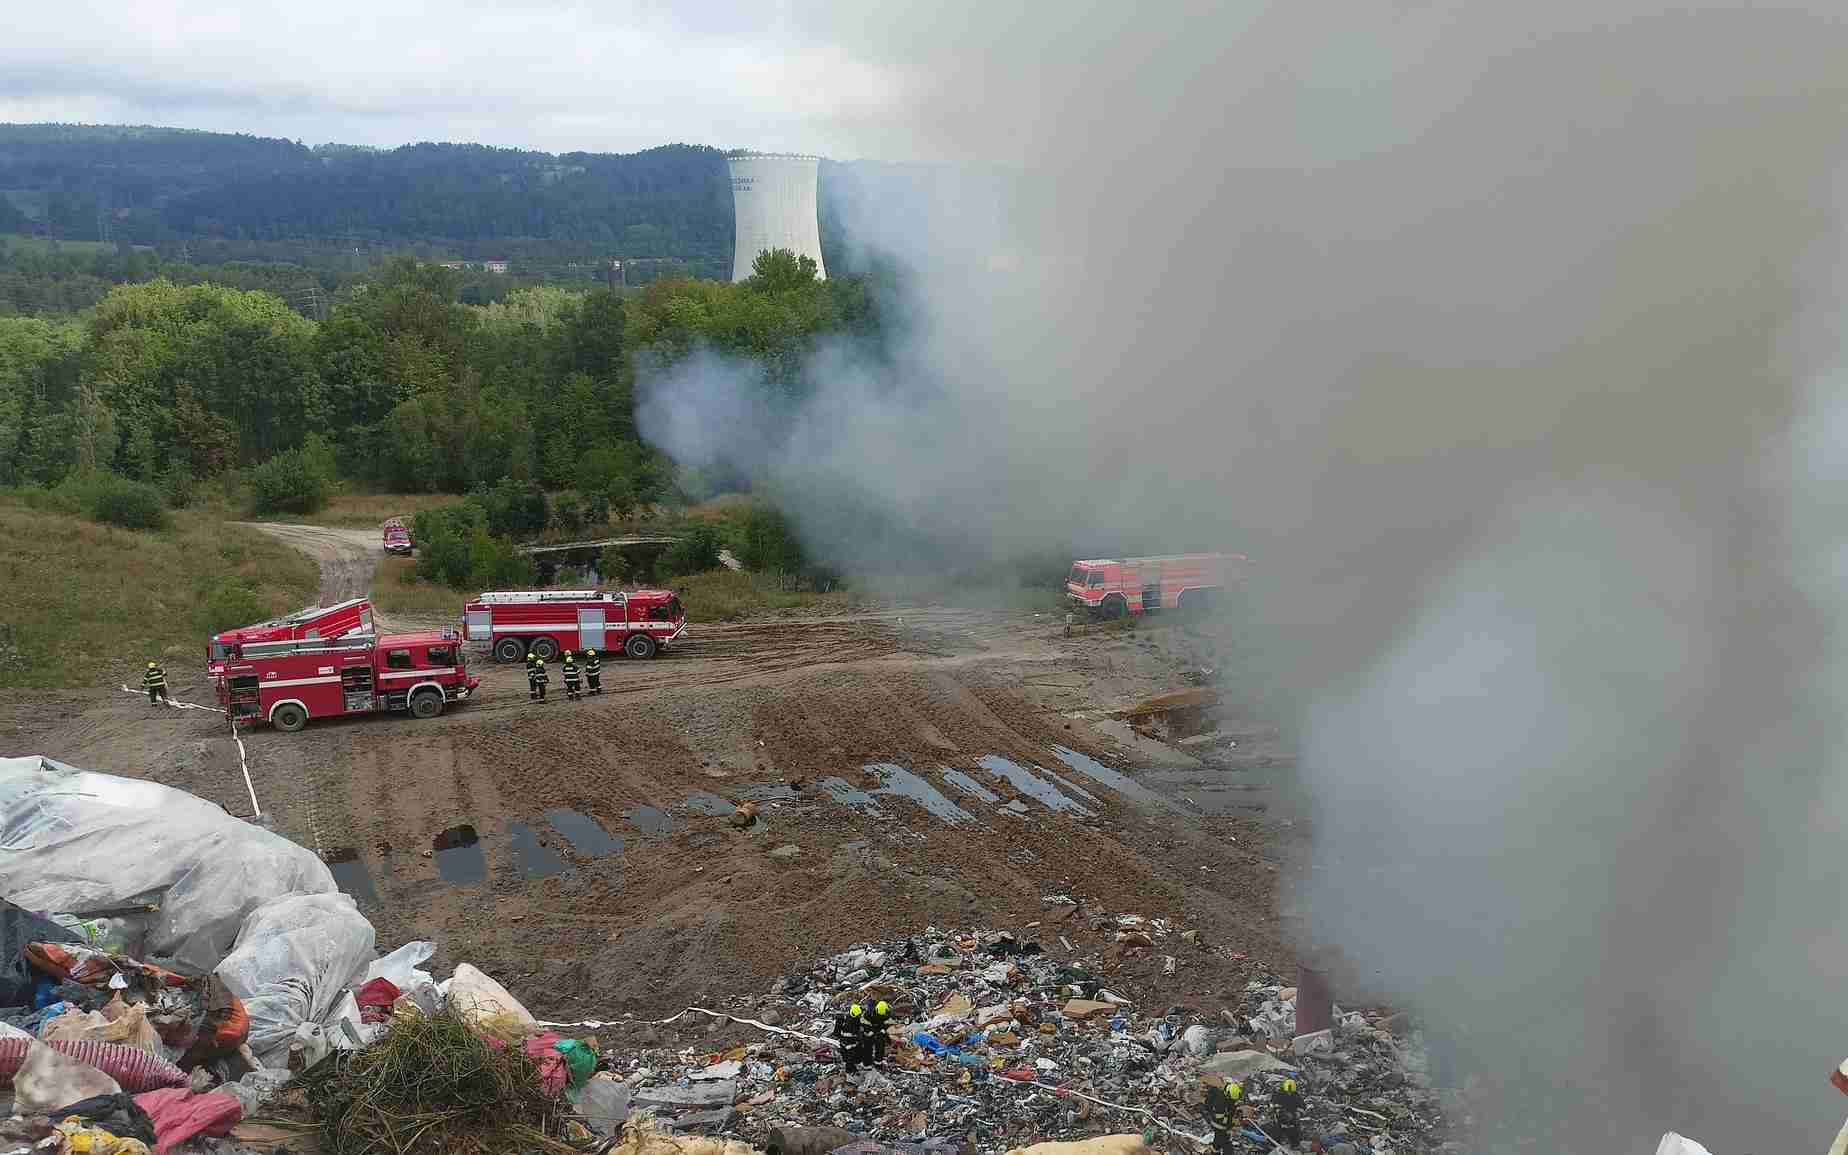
xmin=474 ymin=590 xmax=608 ymax=604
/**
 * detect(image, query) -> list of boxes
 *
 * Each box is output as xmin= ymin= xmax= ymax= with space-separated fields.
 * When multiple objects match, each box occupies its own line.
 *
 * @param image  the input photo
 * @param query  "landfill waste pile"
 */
xmin=0 ymin=757 xmax=389 ymax=1155
xmin=1 ymin=754 xmax=1458 ymax=1154
xmin=544 ymin=918 xmax=1458 ymax=1154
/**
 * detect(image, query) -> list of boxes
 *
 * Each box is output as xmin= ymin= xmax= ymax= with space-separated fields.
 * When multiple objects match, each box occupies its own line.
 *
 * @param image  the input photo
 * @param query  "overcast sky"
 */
xmin=0 ymin=1 xmax=968 ymax=159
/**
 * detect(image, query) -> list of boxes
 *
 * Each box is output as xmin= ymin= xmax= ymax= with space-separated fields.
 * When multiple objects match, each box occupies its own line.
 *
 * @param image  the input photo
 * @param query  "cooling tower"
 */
xmin=729 ymin=153 xmax=826 ymax=282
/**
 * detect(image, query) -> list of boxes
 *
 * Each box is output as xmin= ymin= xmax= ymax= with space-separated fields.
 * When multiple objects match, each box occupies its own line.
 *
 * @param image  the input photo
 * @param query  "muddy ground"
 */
xmin=0 ymin=523 xmax=1304 ymax=1021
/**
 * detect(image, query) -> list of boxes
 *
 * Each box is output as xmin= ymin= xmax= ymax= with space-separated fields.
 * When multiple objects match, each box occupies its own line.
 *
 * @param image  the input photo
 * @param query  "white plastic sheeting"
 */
xmin=0 ymin=755 xmax=337 ymax=972
xmin=215 ymin=891 xmax=376 ymax=1066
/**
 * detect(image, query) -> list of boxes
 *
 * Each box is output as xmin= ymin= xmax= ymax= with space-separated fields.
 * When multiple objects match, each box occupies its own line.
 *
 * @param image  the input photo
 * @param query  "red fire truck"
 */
xmin=218 ymin=629 xmax=479 ymax=732
xmin=382 ymin=518 xmax=413 ymax=555
xmin=462 ymin=588 xmax=686 ymax=663
xmin=207 ymin=598 xmax=374 ymax=678
xmin=1066 ymin=553 xmax=1245 ymax=618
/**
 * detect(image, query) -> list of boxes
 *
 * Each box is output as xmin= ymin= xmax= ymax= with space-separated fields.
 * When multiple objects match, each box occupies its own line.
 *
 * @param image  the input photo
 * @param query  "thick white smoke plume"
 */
xmin=639 ymin=4 xmax=1848 ymax=1147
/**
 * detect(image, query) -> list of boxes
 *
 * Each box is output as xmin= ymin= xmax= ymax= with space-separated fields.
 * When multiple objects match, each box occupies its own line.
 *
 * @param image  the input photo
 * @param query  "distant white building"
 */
xmin=728 ymin=154 xmax=825 ymax=282
xmin=483 ymin=260 xmax=509 ymax=274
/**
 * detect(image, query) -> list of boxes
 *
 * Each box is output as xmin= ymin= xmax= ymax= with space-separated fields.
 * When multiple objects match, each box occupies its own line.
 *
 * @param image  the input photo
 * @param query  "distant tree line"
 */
xmin=0 ymin=125 xmax=736 ymax=275
xmin=0 ymin=253 xmax=873 ymax=563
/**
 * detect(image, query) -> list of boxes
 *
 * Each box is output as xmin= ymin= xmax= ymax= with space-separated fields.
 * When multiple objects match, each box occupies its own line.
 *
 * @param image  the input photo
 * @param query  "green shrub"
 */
xmin=195 ymin=577 xmax=269 ymax=634
xmin=585 ymin=491 xmax=610 ymax=528
xmin=248 ymin=446 xmax=333 ymax=515
xmin=599 ymin=544 xmax=632 ymax=585
xmin=64 ymin=473 xmax=169 ymax=530
xmin=158 ymin=459 xmax=195 ymax=509
xmin=553 ymin=492 xmax=582 ymax=536
xmin=659 ymin=523 xmax=723 ymax=579
xmin=736 ymin=506 xmax=805 ymax=574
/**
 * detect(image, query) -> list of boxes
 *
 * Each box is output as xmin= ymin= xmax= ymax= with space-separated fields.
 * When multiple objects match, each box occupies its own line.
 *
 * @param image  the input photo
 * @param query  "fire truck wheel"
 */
xmin=531 ymin=636 xmax=560 ymax=661
xmin=271 ymin=703 xmax=308 ymax=733
xmin=625 ymin=633 xmax=657 ymax=660
xmin=493 ymin=637 xmax=526 ymax=663
xmin=1101 ymin=596 xmax=1127 ymax=620
xmin=410 ymin=690 xmax=445 ymax=719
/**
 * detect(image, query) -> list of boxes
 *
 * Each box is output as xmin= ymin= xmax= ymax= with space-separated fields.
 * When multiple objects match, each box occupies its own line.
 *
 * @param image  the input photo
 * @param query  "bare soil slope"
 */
xmin=0 ymin=525 xmax=1299 ymax=1020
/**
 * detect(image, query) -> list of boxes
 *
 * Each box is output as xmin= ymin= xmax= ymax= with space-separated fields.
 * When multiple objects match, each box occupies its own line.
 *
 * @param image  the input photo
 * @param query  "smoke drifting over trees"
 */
xmin=637 ymin=3 xmax=1848 ymax=1148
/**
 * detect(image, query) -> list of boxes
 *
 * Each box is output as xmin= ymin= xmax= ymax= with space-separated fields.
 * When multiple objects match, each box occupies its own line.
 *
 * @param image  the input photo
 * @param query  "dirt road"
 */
xmin=0 ymin=525 xmax=1300 ymax=1019
xmin=232 ymin=522 xmax=378 ymax=605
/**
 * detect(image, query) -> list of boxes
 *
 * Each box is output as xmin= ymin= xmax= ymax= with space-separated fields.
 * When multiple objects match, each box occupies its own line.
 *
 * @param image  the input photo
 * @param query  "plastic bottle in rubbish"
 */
xmin=1110 ymin=1016 xmax=1127 ymax=1032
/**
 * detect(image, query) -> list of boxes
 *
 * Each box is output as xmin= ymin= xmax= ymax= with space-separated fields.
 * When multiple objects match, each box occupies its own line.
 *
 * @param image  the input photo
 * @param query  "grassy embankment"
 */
xmin=0 ymin=493 xmax=319 ymax=690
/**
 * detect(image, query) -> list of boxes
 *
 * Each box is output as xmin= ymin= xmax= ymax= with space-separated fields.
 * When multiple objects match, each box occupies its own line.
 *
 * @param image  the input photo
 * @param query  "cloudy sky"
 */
xmin=0 ymin=1 xmax=975 ymax=158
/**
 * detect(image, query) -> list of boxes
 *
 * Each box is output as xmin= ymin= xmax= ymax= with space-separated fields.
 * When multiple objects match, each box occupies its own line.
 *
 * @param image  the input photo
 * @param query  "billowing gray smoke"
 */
xmin=639 ymin=4 xmax=1848 ymax=1147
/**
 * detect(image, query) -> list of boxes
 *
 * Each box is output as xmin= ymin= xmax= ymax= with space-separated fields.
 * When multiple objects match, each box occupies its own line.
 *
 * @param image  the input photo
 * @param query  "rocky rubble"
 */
xmin=565 ymin=922 xmax=1457 ymax=1153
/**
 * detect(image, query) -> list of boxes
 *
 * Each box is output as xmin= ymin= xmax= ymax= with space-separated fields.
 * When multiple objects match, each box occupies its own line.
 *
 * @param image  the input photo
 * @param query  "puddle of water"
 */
xmin=818 ymin=776 xmax=886 ymax=817
xmin=507 ymin=820 xmax=573 ymax=880
xmin=978 ymin=755 xmax=1093 ymax=815
xmin=866 ymin=763 xmax=973 ymax=824
xmin=1042 ymin=769 xmax=1101 ymax=802
xmin=325 ymin=847 xmax=381 ymax=910
xmin=544 ymin=808 xmax=624 ymax=857
xmin=1050 ymin=745 xmax=1177 ymax=811
xmin=626 ymin=805 xmax=678 ymax=835
xmin=432 ymin=824 xmax=485 ymax=885
xmin=685 ymin=791 xmax=735 ymax=817
xmin=942 ymin=769 xmax=1000 ymax=804
xmin=741 ymin=783 xmax=799 ymax=802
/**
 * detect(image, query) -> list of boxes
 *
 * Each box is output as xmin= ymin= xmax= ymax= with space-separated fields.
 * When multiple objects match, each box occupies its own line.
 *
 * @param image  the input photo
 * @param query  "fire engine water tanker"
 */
xmin=1065 ymin=553 xmax=1245 ymax=618
xmin=462 ymin=588 xmax=686 ymax=663
xmin=218 ymin=628 xmax=478 ymax=732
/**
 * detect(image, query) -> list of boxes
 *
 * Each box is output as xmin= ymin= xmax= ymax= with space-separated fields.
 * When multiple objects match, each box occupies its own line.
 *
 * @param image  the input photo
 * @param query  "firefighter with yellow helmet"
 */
xmin=862 ymin=999 xmax=892 ymax=1064
xmin=1273 ymin=1076 xmax=1304 ymax=1147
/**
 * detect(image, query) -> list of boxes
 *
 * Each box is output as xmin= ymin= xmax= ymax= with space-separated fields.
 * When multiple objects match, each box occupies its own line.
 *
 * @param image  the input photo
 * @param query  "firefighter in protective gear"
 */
xmin=530 ymin=657 xmax=548 ymax=701
xmin=144 ymin=660 xmax=168 ymax=706
xmin=834 ymin=1006 xmax=872 ymax=1074
xmin=526 ymin=653 xmax=538 ymax=699
xmin=1205 ymin=1080 xmax=1240 ymax=1155
xmin=562 ymin=651 xmax=581 ymax=700
xmin=584 ymin=648 xmax=602 ymax=695
xmin=863 ymin=1000 xmax=891 ymax=1064
xmin=1272 ymin=1077 xmax=1303 ymax=1148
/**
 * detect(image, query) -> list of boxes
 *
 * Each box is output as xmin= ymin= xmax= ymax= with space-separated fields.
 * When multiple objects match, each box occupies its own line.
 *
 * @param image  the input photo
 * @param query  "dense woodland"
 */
xmin=0 ymin=125 xmax=873 ymax=290
xmin=0 ymin=250 xmax=876 ymax=504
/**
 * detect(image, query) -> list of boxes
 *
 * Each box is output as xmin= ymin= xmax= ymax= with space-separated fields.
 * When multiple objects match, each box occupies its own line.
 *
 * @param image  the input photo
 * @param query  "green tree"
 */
xmin=748 ymin=248 xmax=819 ymax=292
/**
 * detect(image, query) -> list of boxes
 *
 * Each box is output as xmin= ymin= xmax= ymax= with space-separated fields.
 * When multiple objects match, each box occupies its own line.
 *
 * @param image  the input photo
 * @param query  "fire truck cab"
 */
xmin=382 ymin=518 xmax=413 ymax=556
xmin=207 ymin=598 xmax=374 ymax=679
xmin=463 ymin=588 xmax=686 ymax=663
xmin=1066 ymin=553 xmax=1244 ymax=618
xmin=219 ymin=629 xmax=479 ymax=733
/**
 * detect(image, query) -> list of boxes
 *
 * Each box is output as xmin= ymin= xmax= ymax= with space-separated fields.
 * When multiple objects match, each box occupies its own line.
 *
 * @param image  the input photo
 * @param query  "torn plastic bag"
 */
xmin=0 ymin=757 xmax=338 ymax=973
xmin=361 ymin=941 xmax=434 ymax=989
xmin=1 ymin=899 xmax=83 ymax=1006
xmin=13 ymin=1039 xmax=121 ymax=1114
xmin=214 ymin=892 xmax=375 ymax=1067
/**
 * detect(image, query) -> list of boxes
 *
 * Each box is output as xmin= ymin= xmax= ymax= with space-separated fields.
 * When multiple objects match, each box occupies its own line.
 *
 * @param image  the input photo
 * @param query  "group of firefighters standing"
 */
xmin=525 ymin=649 xmax=601 ymax=701
xmin=1207 ymin=1075 xmax=1303 ymax=1151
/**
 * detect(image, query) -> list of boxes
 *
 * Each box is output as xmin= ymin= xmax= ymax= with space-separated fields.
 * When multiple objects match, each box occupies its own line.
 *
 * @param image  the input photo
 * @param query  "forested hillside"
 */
xmin=0 ymin=254 xmax=879 ymax=503
xmin=0 ymin=124 xmax=736 ymax=276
